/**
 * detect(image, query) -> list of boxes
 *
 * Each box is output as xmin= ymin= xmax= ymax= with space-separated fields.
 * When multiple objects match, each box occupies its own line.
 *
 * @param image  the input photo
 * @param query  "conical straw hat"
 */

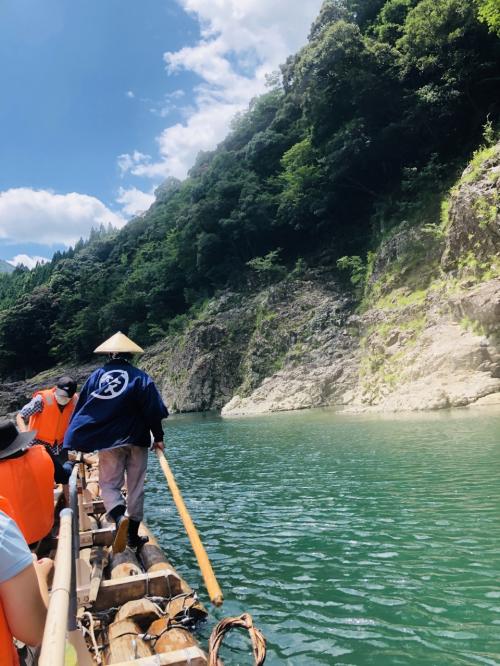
xmin=94 ymin=331 xmax=144 ymax=354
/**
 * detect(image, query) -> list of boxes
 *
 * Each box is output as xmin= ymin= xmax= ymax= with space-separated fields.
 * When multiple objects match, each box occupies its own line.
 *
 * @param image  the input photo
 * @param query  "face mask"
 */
xmin=55 ymin=395 xmax=71 ymax=406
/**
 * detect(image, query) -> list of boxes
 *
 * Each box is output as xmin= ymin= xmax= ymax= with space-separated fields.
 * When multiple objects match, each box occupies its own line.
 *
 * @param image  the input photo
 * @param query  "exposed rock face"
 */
xmin=222 ymin=146 xmax=500 ymax=416
xmin=368 ymin=222 xmax=438 ymax=289
xmin=0 ymin=363 xmax=98 ymax=419
xmin=346 ymin=309 xmax=500 ymax=412
xmin=441 ymin=146 xmax=499 ymax=271
xmin=221 ymin=280 xmax=500 ymax=416
xmin=449 ymin=278 xmax=500 ymax=332
xmin=221 ymin=364 xmax=354 ymax=416
xmin=141 ymin=278 xmax=359 ymax=414
xmin=337 ymin=143 xmax=500 ymax=415
xmin=141 ymin=300 xmax=254 ymax=412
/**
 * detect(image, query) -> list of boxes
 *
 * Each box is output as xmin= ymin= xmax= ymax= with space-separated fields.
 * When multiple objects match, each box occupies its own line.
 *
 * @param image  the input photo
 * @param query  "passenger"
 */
xmin=16 ymin=375 xmax=78 ymax=492
xmin=63 ymin=331 xmax=168 ymax=553
xmin=0 ymin=495 xmax=53 ymax=665
xmin=0 ymin=421 xmax=54 ymax=545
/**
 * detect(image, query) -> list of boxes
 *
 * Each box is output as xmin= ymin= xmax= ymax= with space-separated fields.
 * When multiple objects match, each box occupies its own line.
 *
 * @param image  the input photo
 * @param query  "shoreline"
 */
xmin=167 ymin=392 xmax=500 ymax=420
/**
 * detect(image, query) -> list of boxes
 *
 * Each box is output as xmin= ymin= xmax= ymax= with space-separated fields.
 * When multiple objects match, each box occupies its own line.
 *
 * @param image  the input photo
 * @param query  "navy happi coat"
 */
xmin=63 ymin=360 xmax=168 ymax=453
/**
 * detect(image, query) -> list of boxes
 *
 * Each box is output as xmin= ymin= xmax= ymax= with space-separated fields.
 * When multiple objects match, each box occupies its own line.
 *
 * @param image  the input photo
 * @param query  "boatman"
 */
xmin=63 ymin=331 xmax=168 ymax=553
xmin=16 ymin=375 xmax=78 ymax=492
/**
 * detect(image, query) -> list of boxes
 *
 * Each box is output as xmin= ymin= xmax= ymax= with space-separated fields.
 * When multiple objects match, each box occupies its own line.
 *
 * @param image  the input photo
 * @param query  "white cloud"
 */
xmin=120 ymin=0 xmax=323 ymax=180
xmin=116 ymin=187 xmax=155 ymax=216
xmin=117 ymin=150 xmax=151 ymax=176
xmin=7 ymin=254 xmax=49 ymax=269
xmin=149 ymin=89 xmax=187 ymax=118
xmin=131 ymin=102 xmax=243 ymax=179
xmin=169 ymin=90 xmax=185 ymax=100
xmin=126 ymin=90 xmax=135 ymax=98
xmin=0 ymin=188 xmax=126 ymax=247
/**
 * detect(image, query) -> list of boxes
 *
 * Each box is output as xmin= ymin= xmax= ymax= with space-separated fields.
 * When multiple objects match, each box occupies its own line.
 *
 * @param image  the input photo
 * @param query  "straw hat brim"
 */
xmin=94 ymin=331 xmax=144 ymax=354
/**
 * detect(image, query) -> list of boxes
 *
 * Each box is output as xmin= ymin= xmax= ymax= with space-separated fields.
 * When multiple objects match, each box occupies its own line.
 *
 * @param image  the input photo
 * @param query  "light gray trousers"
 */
xmin=99 ymin=444 xmax=149 ymax=521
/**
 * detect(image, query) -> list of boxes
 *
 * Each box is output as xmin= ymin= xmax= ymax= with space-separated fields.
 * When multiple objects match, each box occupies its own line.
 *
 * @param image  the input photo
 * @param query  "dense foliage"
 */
xmin=0 ymin=0 xmax=499 ymax=378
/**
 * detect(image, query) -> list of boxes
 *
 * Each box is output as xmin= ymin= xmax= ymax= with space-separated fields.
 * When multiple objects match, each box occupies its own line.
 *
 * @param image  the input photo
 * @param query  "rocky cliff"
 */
xmin=144 ymin=143 xmax=500 ymax=417
xmin=140 ymin=277 xmax=359 ymax=414
xmin=343 ymin=143 xmax=500 ymax=413
xmin=0 ymin=363 xmax=98 ymax=418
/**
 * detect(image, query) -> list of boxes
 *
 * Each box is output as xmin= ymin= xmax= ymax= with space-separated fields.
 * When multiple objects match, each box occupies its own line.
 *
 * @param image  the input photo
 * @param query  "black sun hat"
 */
xmin=0 ymin=420 xmax=35 ymax=460
xmin=56 ymin=375 xmax=77 ymax=398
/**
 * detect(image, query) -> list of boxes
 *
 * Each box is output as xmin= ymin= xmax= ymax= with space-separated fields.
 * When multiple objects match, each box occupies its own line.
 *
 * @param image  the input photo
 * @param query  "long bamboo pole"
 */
xmin=156 ymin=450 xmax=224 ymax=606
xmin=39 ymin=509 xmax=73 ymax=666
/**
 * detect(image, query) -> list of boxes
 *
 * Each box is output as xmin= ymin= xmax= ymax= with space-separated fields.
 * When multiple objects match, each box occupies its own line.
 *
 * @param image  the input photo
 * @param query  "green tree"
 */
xmin=475 ymin=0 xmax=500 ymax=36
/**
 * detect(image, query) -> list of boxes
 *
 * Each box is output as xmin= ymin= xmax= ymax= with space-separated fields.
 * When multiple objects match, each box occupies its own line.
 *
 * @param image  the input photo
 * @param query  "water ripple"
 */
xmin=145 ymin=408 xmax=500 ymax=665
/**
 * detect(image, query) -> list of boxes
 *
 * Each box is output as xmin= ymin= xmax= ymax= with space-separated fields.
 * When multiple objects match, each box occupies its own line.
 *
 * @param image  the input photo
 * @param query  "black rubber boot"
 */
xmin=109 ymin=504 xmax=129 ymax=554
xmin=128 ymin=518 xmax=149 ymax=550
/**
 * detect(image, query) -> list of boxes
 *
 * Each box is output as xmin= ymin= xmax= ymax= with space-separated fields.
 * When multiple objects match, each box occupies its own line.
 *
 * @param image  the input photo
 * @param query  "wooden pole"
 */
xmin=39 ymin=509 xmax=73 ymax=666
xmin=156 ymin=450 xmax=223 ymax=606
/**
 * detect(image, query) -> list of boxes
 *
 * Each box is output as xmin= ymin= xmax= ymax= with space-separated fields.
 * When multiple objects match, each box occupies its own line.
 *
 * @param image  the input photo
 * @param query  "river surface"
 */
xmin=144 ymin=407 xmax=500 ymax=665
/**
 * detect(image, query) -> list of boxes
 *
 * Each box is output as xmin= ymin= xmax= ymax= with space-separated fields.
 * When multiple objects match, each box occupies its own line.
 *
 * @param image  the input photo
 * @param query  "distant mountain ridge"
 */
xmin=0 ymin=260 xmax=14 ymax=274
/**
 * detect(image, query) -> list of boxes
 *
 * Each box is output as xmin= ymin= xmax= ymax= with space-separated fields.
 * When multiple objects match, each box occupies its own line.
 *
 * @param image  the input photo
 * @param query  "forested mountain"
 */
xmin=0 ymin=260 xmax=14 ymax=274
xmin=0 ymin=0 xmax=499 ymax=379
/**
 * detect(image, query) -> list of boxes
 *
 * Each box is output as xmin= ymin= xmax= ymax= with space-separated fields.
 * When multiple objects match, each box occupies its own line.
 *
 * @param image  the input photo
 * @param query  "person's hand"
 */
xmin=33 ymin=557 xmax=54 ymax=580
xmin=16 ymin=414 xmax=29 ymax=433
xmin=152 ymin=441 xmax=164 ymax=452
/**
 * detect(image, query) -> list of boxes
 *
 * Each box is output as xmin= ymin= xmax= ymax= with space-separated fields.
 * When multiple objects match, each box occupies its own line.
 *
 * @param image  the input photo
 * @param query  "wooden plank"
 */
xmin=88 ymin=546 xmax=109 ymax=603
xmin=79 ymin=527 xmax=114 ymax=547
xmin=83 ymin=499 xmax=105 ymax=514
xmin=79 ymin=509 xmax=96 ymax=533
xmin=108 ymin=646 xmax=207 ymax=666
xmin=93 ymin=570 xmax=183 ymax=611
xmin=47 ymin=522 xmax=105 ymax=555
xmin=86 ymin=481 xmax=100 ymax=497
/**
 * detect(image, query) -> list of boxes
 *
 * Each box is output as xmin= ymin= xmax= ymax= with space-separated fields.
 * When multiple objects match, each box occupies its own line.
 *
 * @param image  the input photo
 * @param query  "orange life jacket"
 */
xmin=0 ymin=495 xmax=15 ymax=520
xmin=0 ymin=496 xmax=21 ymax=666
xmin=0 ymin=446 xmax=54 ymax=544
xmin=28 ymin=388 xmax=78 ymax=448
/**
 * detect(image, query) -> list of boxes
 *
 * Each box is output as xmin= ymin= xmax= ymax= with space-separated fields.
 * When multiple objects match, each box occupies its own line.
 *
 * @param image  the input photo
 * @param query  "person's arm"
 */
xmin=0 ymin=558 xmax=52 ymax=647
xmin=17 ymin=395 xmax=44 ymax=432
xmin=32 ymin=557 xmax=52 ymax=607
xmin=16 ymin=411 xmax=28 ymax=432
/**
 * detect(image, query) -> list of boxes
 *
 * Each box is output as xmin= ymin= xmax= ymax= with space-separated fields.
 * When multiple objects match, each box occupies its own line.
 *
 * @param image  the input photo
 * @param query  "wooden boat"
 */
xmin=37 ymin=456 xmax=215 ymax=665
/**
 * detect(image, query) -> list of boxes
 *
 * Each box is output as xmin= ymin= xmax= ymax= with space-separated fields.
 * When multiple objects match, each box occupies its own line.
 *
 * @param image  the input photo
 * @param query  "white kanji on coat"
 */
xmin=91 ymin=370 xmax=129 ymax=400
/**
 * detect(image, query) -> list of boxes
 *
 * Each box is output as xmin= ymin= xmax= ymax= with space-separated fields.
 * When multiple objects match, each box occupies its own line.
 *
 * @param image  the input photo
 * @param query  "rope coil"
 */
xmin=208 ymin=613 xmax=266 ymax=666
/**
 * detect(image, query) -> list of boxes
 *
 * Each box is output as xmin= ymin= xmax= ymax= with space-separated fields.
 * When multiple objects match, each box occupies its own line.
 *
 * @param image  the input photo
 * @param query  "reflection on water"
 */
xmin=145 ymin=407 xmax=500 ymax=665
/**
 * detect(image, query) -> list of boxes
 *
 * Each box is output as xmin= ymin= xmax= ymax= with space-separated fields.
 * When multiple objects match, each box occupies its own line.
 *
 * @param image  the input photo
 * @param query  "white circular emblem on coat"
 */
xmin=91 ymin=370 xmax=129 ymax=400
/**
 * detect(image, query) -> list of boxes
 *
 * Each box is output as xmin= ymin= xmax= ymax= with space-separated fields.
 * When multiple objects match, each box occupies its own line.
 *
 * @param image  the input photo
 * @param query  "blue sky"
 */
xmin=0 ymin=0 xmax=323 ymax=266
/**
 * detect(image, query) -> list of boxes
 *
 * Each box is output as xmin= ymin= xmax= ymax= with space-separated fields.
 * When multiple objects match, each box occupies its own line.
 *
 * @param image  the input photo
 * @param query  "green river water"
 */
xmin=144 ymin=407 xmax=500 ymax=665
